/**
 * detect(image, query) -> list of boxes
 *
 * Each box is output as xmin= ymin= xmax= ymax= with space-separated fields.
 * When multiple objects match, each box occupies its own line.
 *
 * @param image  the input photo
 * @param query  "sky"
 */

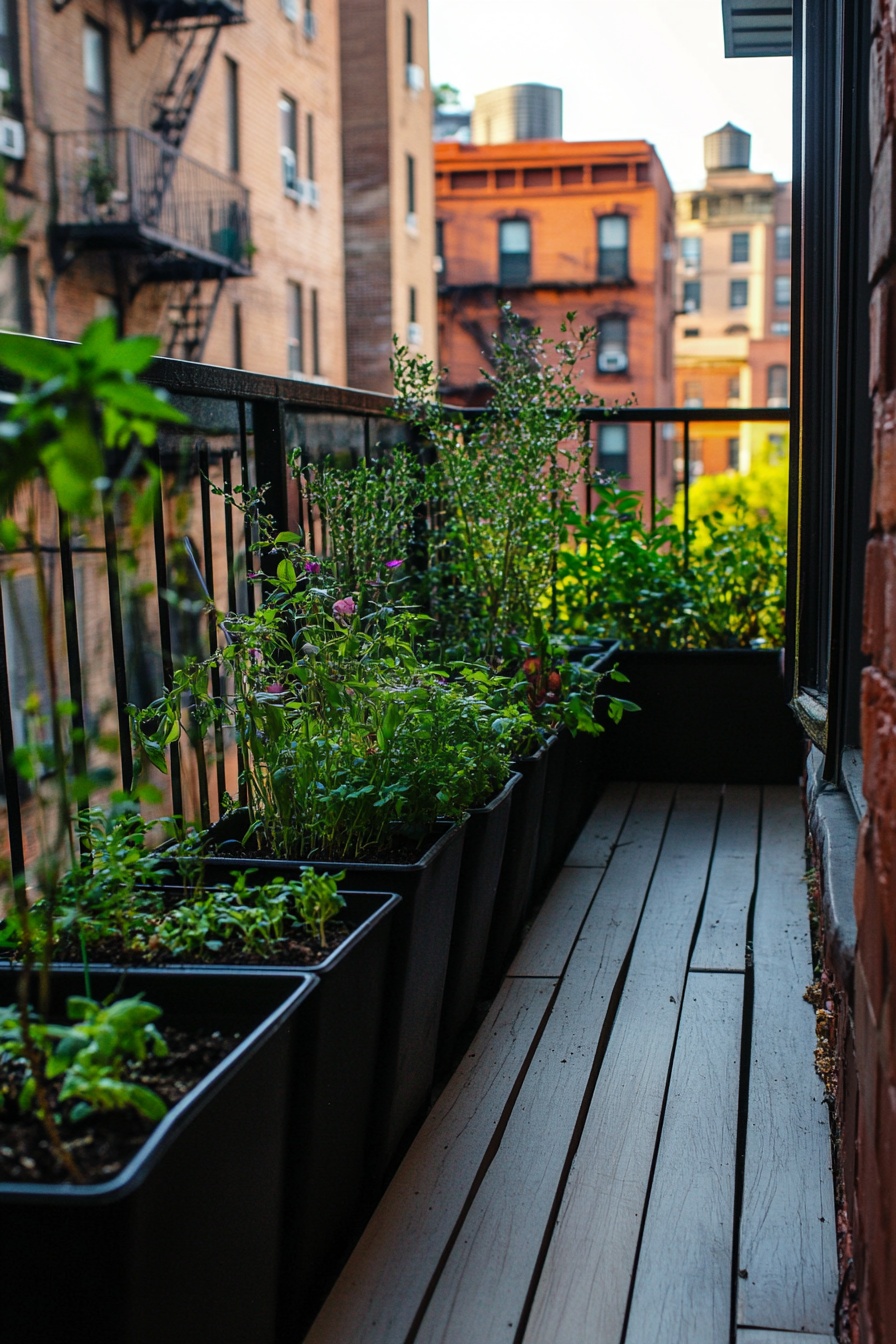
xmin=427 ymin=0 xmax=792 ymax=192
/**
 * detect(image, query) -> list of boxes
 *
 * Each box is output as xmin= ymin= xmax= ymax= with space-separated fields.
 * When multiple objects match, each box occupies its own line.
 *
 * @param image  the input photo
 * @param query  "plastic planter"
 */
xmin=179 ymin=816 xmax=466 ymax=1180
xmin=436 ymin=772 xmax=520 ymax=1069
xmin=0 ymin=967 xmax=317 ymax=1344
xmin=480 ymin=740 xmax=551 ymax=996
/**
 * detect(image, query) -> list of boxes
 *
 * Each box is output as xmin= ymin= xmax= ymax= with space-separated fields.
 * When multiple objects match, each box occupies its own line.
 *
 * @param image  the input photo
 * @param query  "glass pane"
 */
xmin=83 ymin=25 xmax=106 ymax=98
xmin=499 ymin=220 xmax=530 ymax=253
xmin=599 ymin=215 xmax=628 ymax=248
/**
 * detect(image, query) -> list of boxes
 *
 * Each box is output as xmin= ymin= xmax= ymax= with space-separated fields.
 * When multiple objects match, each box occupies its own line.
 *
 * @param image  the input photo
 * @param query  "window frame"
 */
xmin=682 ymin=279 xmax=701 ymax=312
xmin=499 ymin=217 xmax=531 ymax=286
xmin=729 ymin=278 xmax=749 ymax=308
xmin=596 ymin=313 xmax=629 ymax=373
xmin=597 ymin=422 xmax=629 ymax=475
xmin=730 ymin=230 xmax=750 ymax=263
xmin=225 ymin=57 xmax=240 ymax=174
xmin=287 ymin=280 xmax=304 ymax=375
xmin=597 ymin=213 xmax=630 ymax=282
xmin=774 ymin=273 xmax=791 ymax=308
xmin=279 ymin=95 xmax=299 ymax=197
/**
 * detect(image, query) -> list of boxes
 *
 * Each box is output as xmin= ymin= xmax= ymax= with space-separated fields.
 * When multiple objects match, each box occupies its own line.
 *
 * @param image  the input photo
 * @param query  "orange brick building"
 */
xmin=435 ymin=139 xmax=676 ymax=500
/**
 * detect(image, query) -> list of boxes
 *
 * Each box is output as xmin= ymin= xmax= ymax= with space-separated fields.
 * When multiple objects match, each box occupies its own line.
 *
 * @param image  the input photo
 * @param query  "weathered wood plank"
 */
xmin=418 ymin=786 xmax=720 ymax=1344
xmin=564 ymin=780 xmax=637 ymax=866
xmin=304 ymin=976 xmax=557 ymax=1344
xmin=522 ymin=785 xmax=723 ymax=1344
xmin=509 ymin=783 xmax=674 ymax=978
xmin=738 ymin=785 xmax=839 ymax=1336
xmin=691 ymin=784 xmax=761 ymax=972
xmin=625 ymin=971 xmax=744 ymax=1344
xmin=738 ymin=1331 xmax=837 ymax=1344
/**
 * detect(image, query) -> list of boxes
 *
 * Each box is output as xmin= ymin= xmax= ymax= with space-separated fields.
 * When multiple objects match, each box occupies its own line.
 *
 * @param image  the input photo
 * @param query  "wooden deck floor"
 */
xmin=305 ymin=783 xmax=840 ymax=1344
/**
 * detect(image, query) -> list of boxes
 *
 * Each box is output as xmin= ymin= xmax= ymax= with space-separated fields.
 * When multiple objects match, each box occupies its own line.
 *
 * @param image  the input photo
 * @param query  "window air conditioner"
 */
xmin=303 ymin=9 xmax=317 ymax=38
xmin=406 ymin=63 xmax=425 ymax=93
xmin=683 ymin=298 xmax=698 ymax=312
xmin=304 ymin=179 xmax=319 ymax=207
xmin=407 ymin=321 xmax=423 ymax=347
xmin=597 ymin=349 xmax=628 ymax=373
xmin=0 ymin=118 xmax=25 ymax=161
xmin=281 ymin=147 xmax=299 ymax=194
xmin=281 ymin=0 xmax=297 ymax=21
xmin=406 ymin=211 xmax=418 ymax=233
xmin=0 ymin=68 xmax=11 ymax=93
xmin=683 ymin=397 xmax=704 ymax=408
xmin=433 ymin=255 xmax=444 ymax=273
xmin=767 ymin=396 xmax=788 ymax=408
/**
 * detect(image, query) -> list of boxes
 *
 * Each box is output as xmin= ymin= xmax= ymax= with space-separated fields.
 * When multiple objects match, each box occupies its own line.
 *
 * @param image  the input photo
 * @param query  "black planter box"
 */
xmin=595 ymin=648 xmax=805 ymax=783
xmin=0 ymin=968 xmax=317 ymax=1344
xmin=179 ymin=817 xmax=466 ymax=1180
xmin=532 ymin=730 xmax=569 ymax=896
xmin=437 ymin=772 xmax=520 ymax=1069
xmin=480 ymin=740 xmax=551 ymax=996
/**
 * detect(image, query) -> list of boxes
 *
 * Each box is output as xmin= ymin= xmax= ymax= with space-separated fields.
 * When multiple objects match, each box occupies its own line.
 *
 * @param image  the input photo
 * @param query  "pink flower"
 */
xmin=332 ymin=596 xmax=357 ymax=624
xmin=304 ymin=560 xmax=321 ymax=574
xmin=265 ymin=681 xmax=286 ymax=695
xmin=385 ymin=558 xmax=403 ymax=570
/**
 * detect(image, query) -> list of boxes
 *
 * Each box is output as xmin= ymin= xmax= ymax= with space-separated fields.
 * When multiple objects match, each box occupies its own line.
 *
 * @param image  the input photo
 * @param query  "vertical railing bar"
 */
xmin=319 ymin=454 xmax=328 ymax=558
xmin=649 ymin=418 xmax=657 ymax=531
xmin=222 ymin=447 xmax=238 ymax=616
xmin=238 ymin=399 xmax=255 ymax=616
xmin=0 ymin=575 xmax=26 ymax=879
xmin=102 ymin=504 xmax=135 ymax=791
xmin=150 ymin=448 xmax=183 ymax=820
xmin=57 ymin=510 xmax=90 ymax=849
xmin=683 ymin=417 xmax=691 ymax=571
xmin=197 ymin=439 xmax=221 ymax=825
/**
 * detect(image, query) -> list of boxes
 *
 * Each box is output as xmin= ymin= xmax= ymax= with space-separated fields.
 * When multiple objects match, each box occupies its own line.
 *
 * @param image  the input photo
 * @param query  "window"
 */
xmin=311 ymin=288 xmax=320 ymax=377
xmin=83 ymin=21 xmax=110 ymax=126
xmin=727 ymin=437 xmax=740 ymax=470
xmin=408 ymin=286 xmax=422 ymax=345
xmin=436 ymin=220 xmax=445 ymax=276
xmin=406 ymin=153 xmax=416 ymax=226
xmin=306 ymin=112 xmax=315 ymax=182
xmin=598 ymin=214 xmax=629 ymax=281
xmin=596 ymin=315 xmax=628 ymax=373
xmin=287 ymin=281 xmax=303 ymax=374
xmin=683 ymin=379 xmax=703 ymax=408
xmin=598 ymin=423 xmax=629 ymax=475
xmin=682 ymin=280 xmax=701 ymax=312
xmin=0 ymin=249 xmax=30 ymax=332
xmin=499 ymin=218 xmax=530 ymax=286
xmin=225 ymin=58 xmax=239 ymax=174
xmin=730 ymin=279 xmax=749 ymax=308
xmin=767 ymin=363 xmax=788 ymax=405
xmin=774 ymin=274 xmax=791 ymax=307
xmin=405 ymin=11 xmax=413 ymax=65
xmin=279 ymin=96 xmax=298 ymax=196
xmin=727 ymin=374 xmax=740 ymax=402
xmin=731 ymin=231 xmax=750 ymax=263
xmin=775 ymin=225 xmax=791 ymax=261
xmin=303 ymin=0 xmax=316 ymax=38
xmin=0 ymin=0 xmax=21 ymax=114
xmin=683 ymin=327 xmax=700 ymax=338
xmin=680 ymin=236 xmax=702 ymax=269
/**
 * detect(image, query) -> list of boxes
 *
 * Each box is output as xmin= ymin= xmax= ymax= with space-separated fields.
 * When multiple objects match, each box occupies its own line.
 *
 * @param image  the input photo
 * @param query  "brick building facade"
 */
xmin=435 ymin=138 xmax=676 ymax=501
xmin=0 ymin=0 xmax=435 ymax=385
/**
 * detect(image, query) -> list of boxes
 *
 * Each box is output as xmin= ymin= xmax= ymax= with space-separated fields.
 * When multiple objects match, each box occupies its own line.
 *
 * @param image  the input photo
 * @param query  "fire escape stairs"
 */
xmin=162 ymin=272 xmax=227 ymax=362
xmin=148 ymin=25 xmax=221 ymax=153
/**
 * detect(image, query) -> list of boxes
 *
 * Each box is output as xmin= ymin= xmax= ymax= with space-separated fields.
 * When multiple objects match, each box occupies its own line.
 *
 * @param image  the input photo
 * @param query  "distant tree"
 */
xmin=434 ymin=83 xmax=461 ymax=110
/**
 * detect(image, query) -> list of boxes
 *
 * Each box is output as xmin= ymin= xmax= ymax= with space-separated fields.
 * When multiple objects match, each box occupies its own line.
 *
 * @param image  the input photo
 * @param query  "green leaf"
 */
xmin=0 ymin=517 xmax=21 ymax=549
xmin=276 ymin=557 xmax=298 ymax=591
xmin=274 ymin=531 xmax=303 ymax=545
xmin=0 ymin=333 xmax=70 ymax=381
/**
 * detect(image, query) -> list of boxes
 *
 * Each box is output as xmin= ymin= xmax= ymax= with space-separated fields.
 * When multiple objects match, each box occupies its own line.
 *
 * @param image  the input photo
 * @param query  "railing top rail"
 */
xmin=50 ymin=126 xmax=251 ymax=204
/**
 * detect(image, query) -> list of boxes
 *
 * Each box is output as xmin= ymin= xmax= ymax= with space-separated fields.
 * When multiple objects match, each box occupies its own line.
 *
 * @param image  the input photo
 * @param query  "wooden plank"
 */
xmin=305 ymin=976 xmax=557 ymax=1344
xmin=418 ymin=786 xmax=720 ymax=1344
xmin=564 ymin=780 xmax=637 ymax=866
xmin=625 ymin=971 xmax=744 ymax=1344
xmin=691 ymin=784 xmax=761 ymax=972
xmin=509 ymin=783 xmax=674 ymax=978
xmin=522 ymin=786 xmax=723 ymax=1344
xmin=738 ymin=1332 xmax=837 ymax=1344
xmin=738 ymin=785 xmax=839 ymax=1335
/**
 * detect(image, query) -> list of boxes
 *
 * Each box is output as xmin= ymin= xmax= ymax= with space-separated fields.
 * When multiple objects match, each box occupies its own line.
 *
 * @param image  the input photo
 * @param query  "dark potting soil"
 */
xmin=204 ymin=832 xmax=431 ymax=866
xmin=66 ymin=920 xmax=352 ymax=970
xmin=0 ymin=1025 xmax=240 ymax=1185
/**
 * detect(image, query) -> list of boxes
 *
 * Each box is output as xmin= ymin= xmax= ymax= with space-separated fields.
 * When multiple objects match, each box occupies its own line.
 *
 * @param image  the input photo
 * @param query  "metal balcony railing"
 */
xmin=50 ymin=127 xmax=252 ymax=275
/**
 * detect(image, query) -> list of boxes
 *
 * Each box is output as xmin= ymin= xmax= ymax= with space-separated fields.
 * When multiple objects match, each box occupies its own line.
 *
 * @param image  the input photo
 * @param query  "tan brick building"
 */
xmin=0 ymin=0 xmax=435 ymax=384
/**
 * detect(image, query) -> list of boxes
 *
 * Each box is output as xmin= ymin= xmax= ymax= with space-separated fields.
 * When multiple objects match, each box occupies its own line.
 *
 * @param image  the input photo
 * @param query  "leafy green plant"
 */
xmin=0 ymin=993 xmax=168 ymax=1125
xmin=289 ymin=869 xmax=346 ymax=948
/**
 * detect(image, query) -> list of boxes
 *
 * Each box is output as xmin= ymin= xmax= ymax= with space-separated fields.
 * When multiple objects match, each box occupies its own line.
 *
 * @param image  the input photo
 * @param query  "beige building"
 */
xmin=0 ymin=0 xmax=435 ymax=385
xmin=674 ymin=123 xmax=791 ymax=474
xmin=339 ymin=0 xmax=437 ymax=393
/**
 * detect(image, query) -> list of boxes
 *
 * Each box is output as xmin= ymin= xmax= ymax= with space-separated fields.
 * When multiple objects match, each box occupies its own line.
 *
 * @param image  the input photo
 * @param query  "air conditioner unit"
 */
xmin=0 ymin=68 xmax=11 ymax=94
xmin=771 ymin=320 xmax=790 ymax=335
xmin=405 ymin=211 xmax=418 ymax=233
xmin=281 ymin=0 xmax=297 ymax=20
xmin=304 ymin=179 xmax=319 ymax=208
xmin=433 ymin=255 xmax=444 ymax=273
xmin=303 ymin=9 xmax=317 ymax=38
xmin=406 ymin=63 xmax=425 ymax=93
xmin=683 ymin=397 xmax=704 ymax=408
xmin=767 ymin=396 xmax=789 ymax=408
xmin=683 ymin=297 xmax=698 ymax=312
xmin=597 ymin=349 xmax=628 ymax=373
xmin=407 ymin=321 xmax=423 ymax=347
xmin=0 ymin=117 xmax=25 ymax=161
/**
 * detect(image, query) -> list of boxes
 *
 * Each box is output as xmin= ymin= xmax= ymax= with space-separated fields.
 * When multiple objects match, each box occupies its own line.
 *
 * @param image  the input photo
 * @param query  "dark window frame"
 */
xmin=499 ymin=217 xmax=531 ymax=287
xmin=597 ymin=213 xmax=630 ymax=282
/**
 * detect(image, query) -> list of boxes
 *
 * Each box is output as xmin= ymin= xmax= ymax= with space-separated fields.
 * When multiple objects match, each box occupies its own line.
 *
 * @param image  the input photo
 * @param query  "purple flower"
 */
xmin=385 ymin=558 xmax=403 ymax=570
xmin=332 ymin=596 xmax=357 ymax=624
xmin=304 ymin=560 xmax=321 ymax=574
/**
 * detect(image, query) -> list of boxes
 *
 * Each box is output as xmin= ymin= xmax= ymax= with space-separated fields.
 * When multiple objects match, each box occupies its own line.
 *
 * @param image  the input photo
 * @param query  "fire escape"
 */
xmin=49 ymin=0 xmax=250 ymax=361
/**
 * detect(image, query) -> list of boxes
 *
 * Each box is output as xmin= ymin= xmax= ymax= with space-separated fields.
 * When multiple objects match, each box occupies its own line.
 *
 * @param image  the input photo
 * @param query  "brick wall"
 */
xmin=854 ymin=4 xmax=896 ymax=1339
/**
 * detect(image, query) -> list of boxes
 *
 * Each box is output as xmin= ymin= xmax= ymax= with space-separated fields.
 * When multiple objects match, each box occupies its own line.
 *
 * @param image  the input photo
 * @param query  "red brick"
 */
xmin=856 ymin=957 xmax=881 ymax=1143
xmin=871 ymin=131 xmax=896 ymax=285
xmin=870 ymin=33 xmax=892 ymax=172
xmin=869 ymin=270 xmax=896 ymax=395
xmin=871 ymin=391 xmax=896 ymax=528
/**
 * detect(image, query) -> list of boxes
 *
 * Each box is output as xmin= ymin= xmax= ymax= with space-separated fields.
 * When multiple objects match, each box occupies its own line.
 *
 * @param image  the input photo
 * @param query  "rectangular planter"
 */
xmin=436 ymin=772 xmax=520 ymax=1069
xmin=594 ymin=648 xmax=805 ymax=783
xmin=480 ymin=740 xmax=551 ymax=996
xmin=176 ymin=817 xmax=466 ymax=1180
xmin=0 ymin=967 xmax=317 ymax=1344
